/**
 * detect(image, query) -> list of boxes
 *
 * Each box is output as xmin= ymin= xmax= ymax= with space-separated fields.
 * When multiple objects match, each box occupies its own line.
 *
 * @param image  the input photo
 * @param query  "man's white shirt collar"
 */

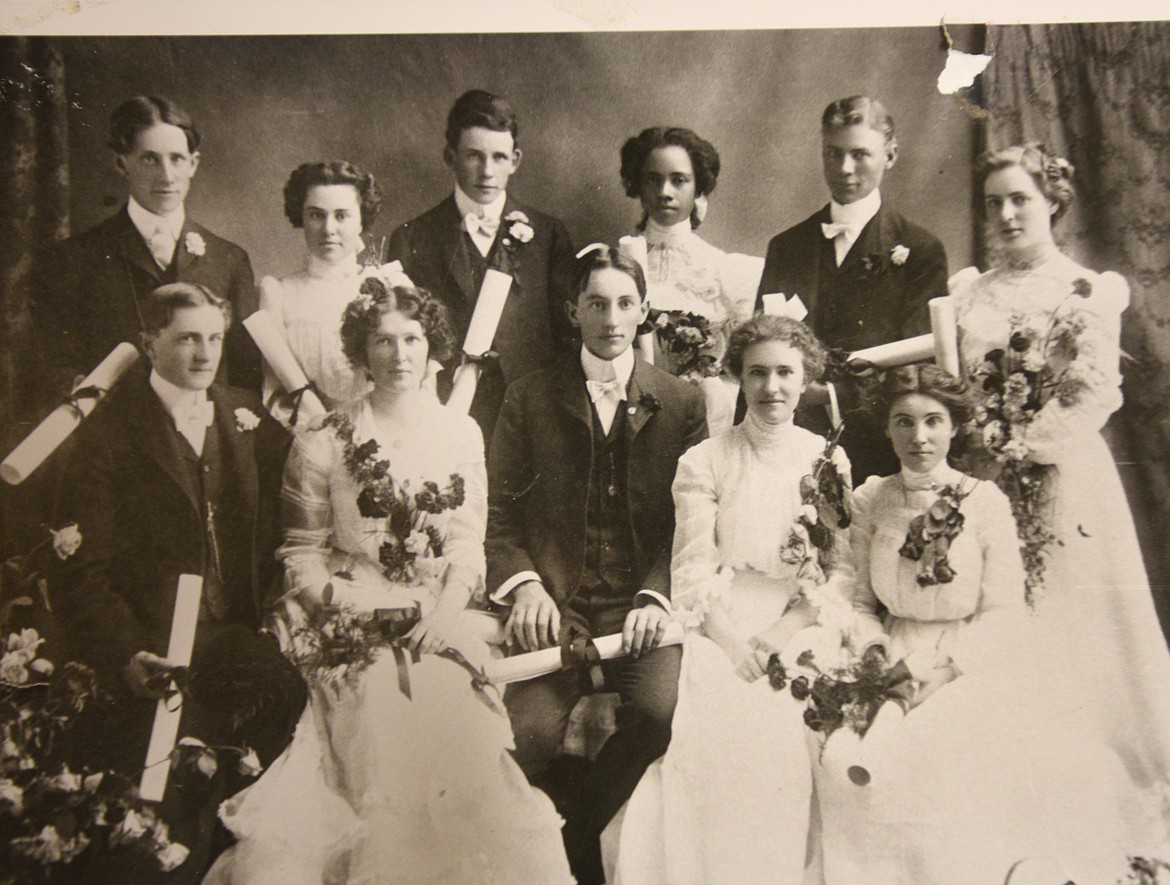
xmin=454 ymin=184 xmax=506 ymax=223
xmin=829 ymin=188 xmax=882 ymax=228
xmin=580 ymin=344 xmax=635 ymax=389
xmin=150 ymin=369 xmax=208 ymax=411
xmin=128 ymin=196 xmax=185 ymax=243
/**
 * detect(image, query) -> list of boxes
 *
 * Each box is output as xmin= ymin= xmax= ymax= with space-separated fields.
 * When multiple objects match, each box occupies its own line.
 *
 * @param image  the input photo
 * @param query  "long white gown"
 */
xmin=614 ymin=414 xmax=855 ymax=885
xmin=204 ymin=397 xmax=572 ymax=885
xmin=951 ymin=255 xmax=1170 ymax=821
xmin=259 ymin=255 xmax=373 ymax=427
xmin=815 ymin=464 xmax=1170 ymax=884
xmin=637 ymin=219 xmax=762 ymax=436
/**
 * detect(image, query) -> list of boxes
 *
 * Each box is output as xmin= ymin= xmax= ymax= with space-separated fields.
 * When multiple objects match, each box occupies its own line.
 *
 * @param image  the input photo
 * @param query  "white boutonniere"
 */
xmin=890 ymin=244 xmax=910 ymax=266
xmin=234 ymin=408 xmax=261 ymax=432
xmin=184 ymin=231 xmax=207 ymax=257
xmin=503 ymin=210 xmax=534 ymax=247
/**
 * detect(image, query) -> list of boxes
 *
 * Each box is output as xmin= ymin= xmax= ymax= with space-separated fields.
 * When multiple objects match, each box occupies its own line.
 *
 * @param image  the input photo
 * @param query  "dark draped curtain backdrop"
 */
xmin=0 ymin=37 xmax=69 ymax=556
xmin=984 ymin=22 xmax=1170 ymax=632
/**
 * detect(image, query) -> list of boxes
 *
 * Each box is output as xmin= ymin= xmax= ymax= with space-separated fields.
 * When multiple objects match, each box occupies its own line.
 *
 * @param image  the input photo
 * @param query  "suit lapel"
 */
xmin=207 ymin=387 xmax=259 ymax=523
xmin=109 ymin=206 xmax=164 ymax=285
xmin=437 ymin=196 xmax=476 ymax=303
xmin=624 ymin=359 xmax=658 ymax=439
xmin=125 ymin=377 xmax=201 ymax=516
xmin=838 ymin=202 xmax=891 ymax=277
xmin=174 ymin=218 xmax=199 ymax=278
xmin=554 ymin=356 xmax=594 ymax=431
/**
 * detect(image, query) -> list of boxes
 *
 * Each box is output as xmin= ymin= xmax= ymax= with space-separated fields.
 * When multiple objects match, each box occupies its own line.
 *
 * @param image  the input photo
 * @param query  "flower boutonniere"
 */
xmin=234 ymin=408 xmax=261 ymax=432
xmin=184 ymin=231 xmax=206 ymax=257
xmin=890 ymin=244 xmax=910 ymax=266
xmin=898 ymin=481 xmax=975 ymax=585
xmin=501 ymin=210 xmax=534 ymax=250
xmin=636 ymin=392 xmax=662 ymax=415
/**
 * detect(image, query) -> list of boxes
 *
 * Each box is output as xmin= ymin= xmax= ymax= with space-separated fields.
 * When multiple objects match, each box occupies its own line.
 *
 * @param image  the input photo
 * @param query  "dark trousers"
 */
xmin=504 ymin=596 xmax=681 ymax=885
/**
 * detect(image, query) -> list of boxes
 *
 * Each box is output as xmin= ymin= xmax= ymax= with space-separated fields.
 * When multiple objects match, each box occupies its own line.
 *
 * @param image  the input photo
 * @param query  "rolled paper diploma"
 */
xmin=850 ymin=334 xmax=934 ymax=369
xmin=1 ymin=342 xmax=140 ymax=485
xmin=243 ymin=311 xmax=325 ymax=422
xmin=445 ymin=269 xmax=513 ymax=415
xmin=761 ymin=292 xmax=809 ymax=322
xmin=929 ymin=297 xmax=961 ymax=376
xmin=139 ymin=575 xmax=203 ymax=803
xmin=483 ymin=621 xmax=685 ymax=685
xmin=617 ymin=235 xmax=649 ymax=277
xmin=446 ymin=362 xmax=481 ymax=416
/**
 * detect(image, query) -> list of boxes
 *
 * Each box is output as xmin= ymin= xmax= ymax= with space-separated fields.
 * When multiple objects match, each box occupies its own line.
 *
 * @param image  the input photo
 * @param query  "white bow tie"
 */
xmin=172 ymin=400 xmax=214 ymax=431
xmin=464 ymin=212 xmax=499 ymax=239
xmin=586 ymin=379 xmax=623 ymax=405
xmin=821 ymin=221 xmax=860 ymax=240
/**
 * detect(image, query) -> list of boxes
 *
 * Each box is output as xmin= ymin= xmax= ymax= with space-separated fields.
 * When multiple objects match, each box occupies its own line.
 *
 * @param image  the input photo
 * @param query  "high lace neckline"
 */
xmin=742 ymin=411 xmax=798 ymax=449
xmin=643 ymin=217 xmax=695 ymax=248
xmin=899 ymin=462 xmax=960 ymax=492
xmin=307 ymin=253 xmax=361 ymax=280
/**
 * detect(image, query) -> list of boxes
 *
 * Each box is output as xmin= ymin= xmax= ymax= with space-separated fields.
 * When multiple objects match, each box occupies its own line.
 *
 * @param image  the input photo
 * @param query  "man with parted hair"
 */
xmin=751 ymin=95 xmax=949 ymax=483
xmin=387 ymin=88 xmax=576 ymax=448
xmin=34 ymin=95 xmax=261 ymax=395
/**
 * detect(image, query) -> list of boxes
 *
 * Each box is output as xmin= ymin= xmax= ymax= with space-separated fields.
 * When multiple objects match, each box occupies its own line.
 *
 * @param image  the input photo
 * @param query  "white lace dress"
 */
xmin=259 ymin=256 xmax=372 ymax=427
xmin=614 ymin=416 xmax=854 ymax=885
xmin=951 ymin=254 xmax=1170 ymax=824
xmin=205 ymin=397 xmax=572 ymax=885
xmin=814 ymin=464 xmax=1170 ymax=884
xmin=637 ymin=220 xmax=763 ymax=436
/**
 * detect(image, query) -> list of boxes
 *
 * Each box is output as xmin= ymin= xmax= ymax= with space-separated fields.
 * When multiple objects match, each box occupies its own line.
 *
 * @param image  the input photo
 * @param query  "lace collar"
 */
xmin=644 ymin=217 xmax=695 ymax=248
xmin=899 ymin=462 xmax=961 ymax=491
xmin=742 ymin=411 xmax=799 ymax=449
xmin=307 ymin=253 xmax=360 ymax=280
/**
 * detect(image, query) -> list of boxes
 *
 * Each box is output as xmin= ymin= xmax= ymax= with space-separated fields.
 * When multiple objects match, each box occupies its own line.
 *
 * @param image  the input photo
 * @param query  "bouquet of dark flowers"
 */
xmin=322 ymin=412 xmax=466 ymax=584
xmin=648 ymin=309 xmax=723 ymax=381
xmin=898 ymin=481 xmax=976 ymax=586
xmin=767 ymin=647 xmax=913 ymax=746
xmin=969 ymin=279 xmax=1094 ymax=603
xmin=780 ymin=426 xmax=851 ymax=583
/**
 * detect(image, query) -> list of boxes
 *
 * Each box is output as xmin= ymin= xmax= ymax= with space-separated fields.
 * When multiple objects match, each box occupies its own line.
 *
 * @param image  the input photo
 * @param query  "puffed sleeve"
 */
xmin=1020 ymin=272 xmax=1127 ymax=463
xmin=258 ymin=276 xmax=296 ymax=427
xmin=716 ymin=250 xmax=765 ymax=325
xmin=274 ymin=419 xmax=337 ymax=603
xmin=669 ymin=438 xmax=725 ymax=626
xmin=438 ymin=413 xmax=488 ymax=593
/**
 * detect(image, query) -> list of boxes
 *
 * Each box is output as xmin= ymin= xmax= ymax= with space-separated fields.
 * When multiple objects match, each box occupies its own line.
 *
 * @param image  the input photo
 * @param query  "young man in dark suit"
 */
xmin=487 ymin=247 xmax=706 ymax=885
xmin=753 ymin=95 xmax=949 ymax=482
xmin=34 ymin=96 xmax=261 ymax=393
xmin=387 ymin=89 xmax=576 ymax=447
xmin=54 ymin=283 xmax=304 ymax=883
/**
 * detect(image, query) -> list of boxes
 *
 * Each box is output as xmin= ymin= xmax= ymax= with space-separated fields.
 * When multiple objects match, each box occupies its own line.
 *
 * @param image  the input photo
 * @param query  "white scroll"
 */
xmin=618 ymin=236 xmax=656 ymax=365
xmin=243 ymin=311 xmax=326 ymax=423
xmin=1 ymin=343 xmax=140 ymax=486
xmin=139 ymin=575 xmax=203 ymax=803
xmin=850 ymin=334 xmax=935 ymax=369
xmin=929 ymin=297 xmax=961 ymax=377
xmin=761 ymin=292 xmax=809 ymax=322
xmin=446 ymin=269 xmax=513 ymax=415
xmin=483 ymin=622 xmax=685 ymax=685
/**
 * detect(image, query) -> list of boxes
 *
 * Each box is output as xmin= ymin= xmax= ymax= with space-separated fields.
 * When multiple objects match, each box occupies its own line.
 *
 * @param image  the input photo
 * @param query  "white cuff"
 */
xmin=635 ymin=589 xmax=672 ymax=612
xmin=490 ymin=571 xmax=543 ymax=605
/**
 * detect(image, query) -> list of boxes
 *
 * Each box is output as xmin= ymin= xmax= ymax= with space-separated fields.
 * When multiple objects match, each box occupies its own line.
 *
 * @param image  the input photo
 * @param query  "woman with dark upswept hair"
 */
xmin=946 ymin=143 xmax=1170 ymax=836
xmin=618 ymin=127 xmax=763 ymax=434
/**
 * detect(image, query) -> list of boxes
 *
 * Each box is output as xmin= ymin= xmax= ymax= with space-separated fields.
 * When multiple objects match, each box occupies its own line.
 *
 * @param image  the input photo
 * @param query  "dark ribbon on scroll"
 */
xmin=462 ymin=349 xmax=499 ymax=366
xmin=62 ymin=385 xmax=108 ymax=419
xmin=286 ymin=381 xmax=320 ymax=428
xmin=823 ymin=348 xmax=881 ymax=387
xmin=560 ymin=625 xmax=605 ymax=693
xmin=145 ymin=665 xmax=191 ymax=713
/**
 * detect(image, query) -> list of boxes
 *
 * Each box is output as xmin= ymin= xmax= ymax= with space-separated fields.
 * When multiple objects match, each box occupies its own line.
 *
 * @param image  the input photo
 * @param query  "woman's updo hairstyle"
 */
xmin=725 ymin=314 xmax=826 ymax=382
xmin=619 ymin=127 xmax=721 ymax=228
xmin=339 ymin=279 xmax=454 ymax=370
xmin=282 ymin=160 xmax=382 ymax=230
xmin=976 ymin=143 xmax=1076 ymax=223
xmin=870 ymin=364 xmax=974 ymax=429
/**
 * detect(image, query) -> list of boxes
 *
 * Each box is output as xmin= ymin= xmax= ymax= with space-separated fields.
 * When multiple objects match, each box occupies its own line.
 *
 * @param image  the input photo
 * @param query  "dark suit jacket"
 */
xmin=54 ymin=368 xmax=286 ymax=686
xmin=755 ymin=202 xmax=948 ymax=352
xmin=33 ymin=206 xmax=261 ymax=395
xmin=486 ymin=355 xmax=707 ymax=609
xmin=387 ymin=194 xmax=576 ymax=439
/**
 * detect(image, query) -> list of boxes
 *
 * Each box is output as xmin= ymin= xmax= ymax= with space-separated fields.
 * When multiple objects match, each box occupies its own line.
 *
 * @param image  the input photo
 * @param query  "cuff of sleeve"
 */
xmin=635 ymin=589 xmax=672 ymax=613
xmin=490 ymin=571 xmax=542 ymax=605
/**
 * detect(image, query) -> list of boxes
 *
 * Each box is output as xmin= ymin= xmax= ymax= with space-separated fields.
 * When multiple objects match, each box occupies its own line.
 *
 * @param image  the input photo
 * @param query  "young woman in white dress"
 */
xmin=614 ymin=315 xmax=859 ymax=885
xmin=814 ymin=365 xmax=1169 ymax=884
xmin=619 ymin=127 xmax=763 ymax=435
xmin=205 ymin=285 xmax=572 ymax=885
xmin=259 ymin=160 xmax=414 ymax=427
xmin=948 ymin=144 xmax=1170 ymax=825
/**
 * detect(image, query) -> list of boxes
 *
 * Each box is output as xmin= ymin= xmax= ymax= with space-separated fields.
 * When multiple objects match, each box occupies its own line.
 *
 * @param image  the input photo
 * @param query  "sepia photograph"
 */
xmin=1 ymin=4 xmax=1169 ymax=882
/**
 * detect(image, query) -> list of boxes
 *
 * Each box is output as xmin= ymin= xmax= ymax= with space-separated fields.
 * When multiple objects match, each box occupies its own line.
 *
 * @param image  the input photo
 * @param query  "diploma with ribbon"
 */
xmin=139 ymin=575 xmax=202 ymax=803
xmin=483 ymin=621 xmax=685 ymax=685
xmin=618 ymin=235 xmax=656 ymax=365
xmin=447 ymin=268 xmax=513 ymax=415
xmin=1 ymin=343 xmax=140 ymax=486
xmin=243 ymin=311 xmax=326 ymax=426
xmin=928 ymin=297 xmax=961 ymax=376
